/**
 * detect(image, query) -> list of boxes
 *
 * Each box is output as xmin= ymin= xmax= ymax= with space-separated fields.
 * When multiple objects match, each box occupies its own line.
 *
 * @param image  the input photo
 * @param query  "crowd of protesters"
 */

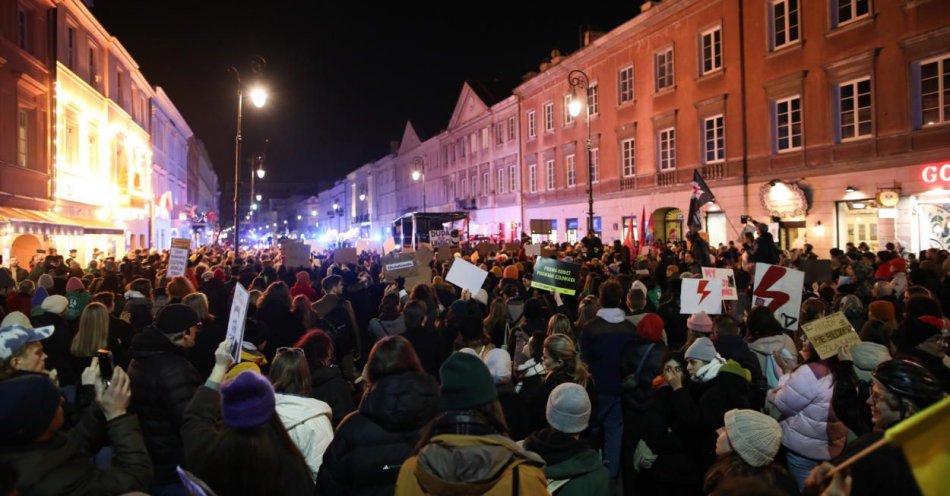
xmin=0 ymin=221 xmax=947 ymax=496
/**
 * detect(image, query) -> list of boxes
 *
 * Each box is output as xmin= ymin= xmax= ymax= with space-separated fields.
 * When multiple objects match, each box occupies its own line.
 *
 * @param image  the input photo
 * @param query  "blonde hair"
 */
xmin=183 ymin=292 xmax=212 ymax=321
xmin=547 ymin=313 xmax=574 ymax=340
xmin=544 ymin=333 xmax=591 ymax=388
xmin=71 ymin=302 xmax=110 ymax=357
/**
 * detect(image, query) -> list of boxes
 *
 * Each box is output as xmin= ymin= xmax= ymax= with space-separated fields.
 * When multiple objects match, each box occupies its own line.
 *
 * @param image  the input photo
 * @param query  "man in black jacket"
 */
xmin=401 ymin=300 xmax=448 ymax=382
xmin=127 ymin=303 xmax=202 ymax=495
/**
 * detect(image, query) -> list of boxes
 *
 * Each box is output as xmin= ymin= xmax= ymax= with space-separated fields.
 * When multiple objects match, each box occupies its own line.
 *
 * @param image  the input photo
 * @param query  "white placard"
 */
xmin=429 ymin=230 xmax=451 ymax=246
xmin=524 ymin=243 xmax=542 ymax=257
xmin=166 ymin=238 xmax=190 ymax=277
xmin=226 ymin=283 xmax=251 ymax=362
xmin=701 ymin=267 xmax=738 ymax=300
xmin=446 ymin=258 xmax=489 ymax=294
xmin=680 ymin=278 xmax=723 ymax=315
xmin=753 ymin=263 xmax=805 ymax=330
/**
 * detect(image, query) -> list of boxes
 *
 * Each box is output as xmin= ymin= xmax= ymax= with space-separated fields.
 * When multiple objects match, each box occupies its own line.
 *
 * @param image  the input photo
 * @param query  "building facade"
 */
xmin=151 ymin=86 xmax=191 ymax=250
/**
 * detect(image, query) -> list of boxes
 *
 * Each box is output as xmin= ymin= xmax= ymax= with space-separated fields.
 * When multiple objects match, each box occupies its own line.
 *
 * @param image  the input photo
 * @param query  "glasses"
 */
xmin=276 ymin=347 xmax=305 ymax=356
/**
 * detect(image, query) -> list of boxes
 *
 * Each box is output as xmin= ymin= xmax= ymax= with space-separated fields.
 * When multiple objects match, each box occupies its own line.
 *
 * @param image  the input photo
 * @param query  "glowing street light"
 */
xmin=249 ymin=87 xmax=268 ymax=108
xmin=256 ymin=194 xmax=262 ymax=202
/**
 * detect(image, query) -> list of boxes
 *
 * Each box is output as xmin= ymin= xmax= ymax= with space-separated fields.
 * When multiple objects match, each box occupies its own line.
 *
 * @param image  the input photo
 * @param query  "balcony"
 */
xmin=701 ymin=162 xmax=725 ymax=180
xmin=657 ymin=170 xmax=677 ymax=187
xmin=352 ymin=213 xmax=370 ymax=224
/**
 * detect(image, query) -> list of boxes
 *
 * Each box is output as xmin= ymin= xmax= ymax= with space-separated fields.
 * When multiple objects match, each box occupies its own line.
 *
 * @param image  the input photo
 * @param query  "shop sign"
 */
xmin=920 ymin=163 xmax=950 ymax=185
xmin=759 ymin=180 xmax=808 ymax=219
xmin=876 ymin=190 xmax=900 ymax=208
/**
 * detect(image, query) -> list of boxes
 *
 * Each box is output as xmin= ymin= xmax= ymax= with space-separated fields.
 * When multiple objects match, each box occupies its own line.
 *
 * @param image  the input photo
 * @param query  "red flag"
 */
xmin=624 ymin=216 xmax=636 ymax=258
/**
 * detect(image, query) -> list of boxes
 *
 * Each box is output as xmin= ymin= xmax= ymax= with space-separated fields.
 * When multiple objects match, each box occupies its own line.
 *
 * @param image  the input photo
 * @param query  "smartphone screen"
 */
xmin=97 ymin=349 xmax=114 ymax=385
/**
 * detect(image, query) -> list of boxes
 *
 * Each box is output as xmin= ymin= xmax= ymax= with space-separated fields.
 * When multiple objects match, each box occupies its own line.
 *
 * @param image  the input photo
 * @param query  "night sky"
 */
xmin=91 ymin=1 xmax=641 ymax=190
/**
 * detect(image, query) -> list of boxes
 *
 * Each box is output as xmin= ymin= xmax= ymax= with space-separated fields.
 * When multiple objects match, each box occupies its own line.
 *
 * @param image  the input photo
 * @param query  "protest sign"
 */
xmin=505 ymin=241 xmax=522 ymax=254
xmin=446 ymin=258 xmax=488 ymax=294
xmin=436 ymin=245 xmax=454 ymax=262
xmin=753 ymin=263 xmax=805 ymax=330
xmin=166 ymin=238 xmax=190 ymax=277
xmin=382 ymin=237 xmax=396 ymax=255
xmin=382 ymin=252 xmax=417 ymax=279
xmin=802 ymin=259 xmax=834 ymax=285
xmin=226 ymin=283 xmax=250 ymax=362
xmin=476 ymin=243 xmax=499 ymax=258
xmin=414 ymin=244 xmax=434 ymax=266
xmin=429 ymin=230 xmax=452 ymax=247
xmin=531 ymin=258 xmax=581 ymax=296
xmin=701 ymin=267 xmax=738 ymax=300
xmin=282 ymin=242 xmax=312 ymax=268
xmin=334 ymin=247 xmax=358 ymax=265
xmin=680 ymin=278 xmax=723 ymax=315
xmin=524 ymin=243 xmax=542 ymax=257
xmin=801 ymin=312 xmax=861 ymax=359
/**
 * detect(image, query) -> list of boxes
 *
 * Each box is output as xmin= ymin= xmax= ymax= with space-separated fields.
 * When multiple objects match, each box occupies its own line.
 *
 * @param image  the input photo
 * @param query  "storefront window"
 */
xmin=566 ymin=218 xmax=579 ymax=244
xmin=837 ymin=200 xmax=879 ymax=251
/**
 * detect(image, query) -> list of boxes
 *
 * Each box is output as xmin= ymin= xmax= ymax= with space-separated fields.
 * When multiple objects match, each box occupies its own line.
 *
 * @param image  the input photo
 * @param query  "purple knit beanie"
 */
xmin=220 ymin=371 xmax=275 ymax=429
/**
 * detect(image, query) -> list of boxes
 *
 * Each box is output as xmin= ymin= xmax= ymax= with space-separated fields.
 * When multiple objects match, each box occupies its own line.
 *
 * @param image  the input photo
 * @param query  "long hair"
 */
xmin=183 ymin=292 xmax=214 ymax=321
xmin=260 ymin=281 xmax=292 ymax=311
xmin=575 ymin=295 xmax=601 ymax=330
xmin=295 ymin=329 xmax=334 ymax=370
xmin=71 ymin=302 xmax=110 ymax=357
xmin=365 ymin=335 xmax=423 ymax=387
xmin=166 ymin=276 xmax=195 ymax=301
xmin=268 ymin=350 xmax=312 ymax=396
xmin=547 ymin=313 xmax=575 ymax=341
xmin=198 ymin=415 xmax=311 ymax=495
xmin=484 ymin=298 xmax=507 ymax=331
xmin=544 ymin=333 xmax=590 ymax=387
xmin=292 ymin=295 xmax=316 ymax=329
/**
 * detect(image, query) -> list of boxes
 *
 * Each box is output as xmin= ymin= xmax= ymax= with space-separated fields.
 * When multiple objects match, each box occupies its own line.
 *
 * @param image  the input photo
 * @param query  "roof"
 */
xmin=465 ymin=78 xmax=518 ymax=107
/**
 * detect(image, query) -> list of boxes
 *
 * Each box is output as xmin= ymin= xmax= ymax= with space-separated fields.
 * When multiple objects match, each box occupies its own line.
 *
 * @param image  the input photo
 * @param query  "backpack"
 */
xmin=502 ymin=297 xmax=526 ymax=352
xmin=318 ymin=303 xmax=354 ymax=358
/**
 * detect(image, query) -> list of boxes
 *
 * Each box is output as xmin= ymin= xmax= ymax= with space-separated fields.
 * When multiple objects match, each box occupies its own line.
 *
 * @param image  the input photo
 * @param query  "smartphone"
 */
xmin=97 ymin=349 xmax=114 ymax=386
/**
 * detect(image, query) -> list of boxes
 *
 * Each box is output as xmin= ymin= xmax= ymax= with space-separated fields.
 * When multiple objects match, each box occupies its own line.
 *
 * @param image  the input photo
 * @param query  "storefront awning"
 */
xmin=0 ymin=207 xmax=124 ymax=236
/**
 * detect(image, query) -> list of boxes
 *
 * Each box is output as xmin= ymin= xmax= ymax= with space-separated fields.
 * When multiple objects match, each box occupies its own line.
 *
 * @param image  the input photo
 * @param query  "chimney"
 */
xmin=390 ymin=140 xmax=399 ymax=154
xmin=584 ymin=30 xmax=606 ymax=47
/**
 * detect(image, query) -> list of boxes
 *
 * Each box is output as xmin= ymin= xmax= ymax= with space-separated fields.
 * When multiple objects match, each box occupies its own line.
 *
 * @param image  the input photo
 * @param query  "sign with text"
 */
xmin=753 ymin=263 xmax=805 ymax=330
xmin=334 ymin=247 xmax=358 ymax=265
xmin=701 ymin=267 xmax=738 ymax=300
xmin=282 ymin=242 xmax=312 ymax=268
xmin=446 ymin=258 xmax=488 ymax=294
xmin=680 ymin=278 xmax=723 ymax=315
xmin=524 ymin=243 xmax=542 ymax=257
xmin=429 ymin=230 xmax=452 ymax=246
xmin=801 ymin=312 xmax=861 ymax=360
xmin=166 ymin=238 xmax=190 ymax=277
xmin=382 ymin=252 xmax=417 ymax=279
xmin=226 ymin=283 xmax=250 ymax=362
xmin=530 ymin=258 xmax=581 ymax=296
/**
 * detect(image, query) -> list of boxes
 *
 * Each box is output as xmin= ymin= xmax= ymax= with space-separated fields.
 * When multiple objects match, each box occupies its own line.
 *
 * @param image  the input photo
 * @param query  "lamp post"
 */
xmin=229 ymin=58 xmax=267 ymax=249
xmin=568 ymin=69 xmax=594 ymax=235
xmin=412 ymin=168 xmax=426 ymax=212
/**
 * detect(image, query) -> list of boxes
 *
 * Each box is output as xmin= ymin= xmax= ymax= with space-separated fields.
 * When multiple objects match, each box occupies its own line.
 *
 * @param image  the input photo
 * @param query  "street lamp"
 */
xmin=412 ymin=168 xmax=426 ymax=212
xmin=255 ymin=194 xmax=262 ymax=202
xmin=568 ymin=69 xmax=594 ymax=235
xmin=229 ymin=57 xmax=267 ymax=249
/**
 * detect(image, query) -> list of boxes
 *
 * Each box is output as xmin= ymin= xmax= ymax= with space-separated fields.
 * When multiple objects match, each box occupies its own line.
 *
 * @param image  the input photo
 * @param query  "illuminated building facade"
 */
xmin=151 ymin=86 xmax=191 ymax=250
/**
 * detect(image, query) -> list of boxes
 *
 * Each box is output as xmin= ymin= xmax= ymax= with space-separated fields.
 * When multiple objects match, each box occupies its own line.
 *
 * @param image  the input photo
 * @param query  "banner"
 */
xmin=429 ymin=230 xmax=452 ymax=247
xmin=382 ymin=252 xmax=417 ymax=279
xmin=281 ymin=242 xmax=312 ymax=268
xmin=446 ymin=258 xmax=488 ymax=294
xmin=166 ymin=238 xmax=190 ymax=277
xmin=531 ymin=258 xmax=581 ymax=296
xmin=226 ymin=283 xmax=250 ymax=362
xmin=753 ymin=263 xmax=805 ymax=330
xmin=701 ymin=267 xmax=738 ymax=300
xmin=680 ymin=278 xmax=723 ymax=315
xmin=334 ymin=247 xmax=358 ymax=265
xmin=800 ymin=312 xmax=861 ymax=360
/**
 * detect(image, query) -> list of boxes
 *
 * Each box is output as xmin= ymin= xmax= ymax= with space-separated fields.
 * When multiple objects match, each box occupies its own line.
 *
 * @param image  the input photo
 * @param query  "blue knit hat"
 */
xmin=0 ymin=374 xmax=61 ymax=445
xmin=31 ymin=287 xmax=49 ymax=309
xmin=220 ymin=371 xmax=275 ymax=429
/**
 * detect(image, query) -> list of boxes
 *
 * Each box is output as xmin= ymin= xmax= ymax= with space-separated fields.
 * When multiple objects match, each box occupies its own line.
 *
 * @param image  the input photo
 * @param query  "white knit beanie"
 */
xmin=724 ymin=409 xmax=782 ymax=467
xmin=546 ymin=383 xmax=591 ymax=434
xmin=484 ymin=348 xmax=512 ymax=384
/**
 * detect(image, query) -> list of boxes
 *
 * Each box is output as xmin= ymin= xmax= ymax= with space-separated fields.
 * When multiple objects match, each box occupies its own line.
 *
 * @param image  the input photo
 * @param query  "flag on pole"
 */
xmin=624 ymin=216 xmax=636 ymax=258
xmin=688 ymin=169 xmax=716 ymax=231
xmin=885 ymin=395 xmax=950 ymax=496
xmin=642 ymin=205 xmax=651 ymax=248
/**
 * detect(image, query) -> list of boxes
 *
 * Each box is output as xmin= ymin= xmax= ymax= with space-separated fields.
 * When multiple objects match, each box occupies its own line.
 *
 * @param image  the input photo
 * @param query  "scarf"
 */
xmin=692 ymin=356 xmax=725 ymax=383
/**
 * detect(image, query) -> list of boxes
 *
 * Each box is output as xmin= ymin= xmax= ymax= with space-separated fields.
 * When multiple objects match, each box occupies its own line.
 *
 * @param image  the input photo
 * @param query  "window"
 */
xmin=17 ymin=8 xmax=28 ymax=51
xmin=528 ymin=164 xmax=537 ymax=193
xmin=834 ymin=0 xmax=870 ymax=27
xmin=461 ymin=177 xmax=468 ymax=197
xmin=527 ymin=110 xmax=536 ymax=138
xmin=618 ymin=66 xmax=634 ymax=104
xmin=588 ymin=83 xmax=599 ymax=115
xmin=837 ymin=78 xmax=872 ymax=140
xmin=116 ymin=70 xmax=124 ymax=108
xmin=655 ymin=48 xmax=675 ymax=92
xmin=496 ymin=122 xmax=504 ymax=145
xmin=544 ymin=102 xmax=554 ymax=132
xmin=509 ymin=165 xmax=517 ymax=191
xmin=566 ymin=155 xmax=576 ymax=187
xmin=658 ymin=128 xmax=677 ymax=171
xmin=498 ymin=168 xmax=506 ymax=193
xmin=769 ymin=0 xmax=800 ymax=51
xmin=621 ymin=138 xmax=636 ymax=177
xmin=703 ymin=115 xmax=725 ymax=163
xmin=508 ymin=116 xmax=516 ymax=140
xmin=546 ymin=160 xmax=555 ymax=190
xmin=700 ymin=27 xmax=722 ymax=75
xmin=17 ymin=110 xmax=29 ymax=167
xmin=472 ymin=175 xmax=478 ymax=196
xmin=483 ymin=171 xmax=490 ymax=195
xmin=774 ymin=95 xmax=802 ymax=151
xmin=65 ymin=111 xmax=79 ymax=168
xmin=88 ymin=44 xmax=98 ymax=87
xmin=919 ymin=55 xmax=950 ymax=127
xmin=66 ymin=26 xmax=76 ymax=69
xmin=591 ymin=148 xmax=600 ymax=183
xmin=564 ymin=94 xmax=575 ymax=125
xmin=481 ymin=127 xmax=489 ymax=150
xmin=88 ymin=128 xmax=99 ymax=175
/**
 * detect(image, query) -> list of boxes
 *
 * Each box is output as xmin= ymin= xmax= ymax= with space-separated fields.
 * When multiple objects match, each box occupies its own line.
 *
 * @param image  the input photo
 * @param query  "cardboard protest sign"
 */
xmin=802 ymin=259 xmax=833 ymax=285
xmin=801 ymin=312 xmax=861 ymax=359
xmin=334 ymin=247 xmax=358 ymax=265
xmin=436 ymin=245 xmax=454 ymax=262
xmin=753 ymin=263 xmax=805 ymax=330
xmin=382 ymin=237 xmax=396 ymax=255
xmin=680 ymin=278 xmax=723 ymax=315
xmin=403 ymin=271 xmax=431 ymax=292
xmin=429 ymin=230 xmax=452 ymax=247
xmin=524 ymin=243 xmax=542 ymax=257
xmin=226 ymin=283 xmax=250 ymax=362
xmin=531 ymin=258 xmax=582 ymax=296
xmin=281 ymin=242 xmax=312 ymax=268
xmin=446 ymin=258 xmax=488 ymax=294
xmin=505 ymin=241 xmax=522 ymax=255
xmin=476 ymin=243 xmax=499 ymax=258
xmin=382 ymin=252 xmax=417 ymax=279
xmin=701 ymin=267 xmax=738 ymax=300
xmin=414 ymin=244 xmax=434 ymax=265
xmin=166 ymin=238 xmax=190 ymax=277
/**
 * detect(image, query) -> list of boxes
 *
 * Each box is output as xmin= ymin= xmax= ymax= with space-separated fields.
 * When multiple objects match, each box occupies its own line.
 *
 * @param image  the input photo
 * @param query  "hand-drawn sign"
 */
xmin=753 ymin=263 xmax=804 ymax=330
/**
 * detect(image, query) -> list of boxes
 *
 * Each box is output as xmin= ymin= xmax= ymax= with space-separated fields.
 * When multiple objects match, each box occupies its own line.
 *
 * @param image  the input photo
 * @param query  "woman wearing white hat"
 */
xmin=703 ymin=409 xmax=797 ymax=494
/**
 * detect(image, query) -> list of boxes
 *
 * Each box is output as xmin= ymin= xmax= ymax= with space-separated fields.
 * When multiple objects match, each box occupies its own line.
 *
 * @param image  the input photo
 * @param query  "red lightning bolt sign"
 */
xmin=753 ymin=266 xmax=791 ymax=312
xmin=697 ymin=279 xmax=712 ymax=305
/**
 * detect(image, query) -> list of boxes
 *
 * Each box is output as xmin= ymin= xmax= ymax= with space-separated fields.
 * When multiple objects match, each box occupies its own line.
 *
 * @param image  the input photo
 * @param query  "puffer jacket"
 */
xmin=317 ymin=371 xmax=439 ymax=496
xmin=126 ymin=326 xmax=201 ymax=485
xmin=276 ymin=393 xmax=334 ymax=481
xmin=769 ymin=361 xmax=848 ymax=460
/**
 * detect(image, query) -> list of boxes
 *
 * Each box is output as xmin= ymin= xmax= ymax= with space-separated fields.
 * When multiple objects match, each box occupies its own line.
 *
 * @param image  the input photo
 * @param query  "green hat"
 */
xmin=439 ymin=352 xmax=498 ymax=411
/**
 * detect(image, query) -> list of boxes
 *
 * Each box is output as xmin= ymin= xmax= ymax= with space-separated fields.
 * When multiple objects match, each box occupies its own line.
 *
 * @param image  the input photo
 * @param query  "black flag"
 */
xmin=688 ymin=169 xmax=715 ymax=231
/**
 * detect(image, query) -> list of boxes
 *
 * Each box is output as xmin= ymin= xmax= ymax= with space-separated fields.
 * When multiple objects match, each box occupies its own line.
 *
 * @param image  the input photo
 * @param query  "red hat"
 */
xmin=65 ymin=277 xmax=84 ymax=292
xmin=636 ymin=313 xmax=665 ymax=343
xmin=213 ymin=268 xmax=226 ymax=282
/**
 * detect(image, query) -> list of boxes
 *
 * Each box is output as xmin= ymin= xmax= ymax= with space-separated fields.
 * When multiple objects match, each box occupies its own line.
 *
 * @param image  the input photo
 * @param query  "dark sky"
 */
xmin=90 ymin=1 xmax=641 ymax=190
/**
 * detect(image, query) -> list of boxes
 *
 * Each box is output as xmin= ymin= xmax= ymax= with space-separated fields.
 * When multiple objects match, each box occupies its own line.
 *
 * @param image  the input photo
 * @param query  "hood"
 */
xmin=749 ymin=334 xmax=792 ymax=354
xmin=523 ymin=427 xmax=590 ymax=467
xmin=129 ymin=326 xmax=182 ymax=358
xmin=415 ymin=434 xmax=545 ymax=492
xmin=361 ymin=371 xmax=439 ymax=430
xmin=275 ymin=393 xmax=332 ymax=429
xmin=596 ymin=307 xmax=626 ymax=324
xmin=851 ymin=341 xmax=892 ymax=382
xmin=377 ymin=315 xmax=406 ymax=333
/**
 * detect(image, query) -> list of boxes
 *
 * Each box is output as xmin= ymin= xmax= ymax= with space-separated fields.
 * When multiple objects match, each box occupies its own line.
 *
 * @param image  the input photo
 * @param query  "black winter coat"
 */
xmin=620 ymin=339 xmax=667 ymax=412
xmin=31 ymin=311 xmax=77 ymax=387
xmin=126 ymin=326 xmax=201 ymax=485
xmin=317 ymin=371 xmax=439 ymax=496
xmin=256 ymin=301 xmax=305 ymax=363
xmin=636 ymin=385 xmax=702 ymax=496
xmin=311 ymin=365 xmax=356 ymax=425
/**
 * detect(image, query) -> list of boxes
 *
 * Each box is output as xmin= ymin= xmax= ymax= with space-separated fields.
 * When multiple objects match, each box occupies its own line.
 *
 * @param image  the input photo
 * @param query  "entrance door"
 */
xmin=779 ymin=221 xmax=806 ymax=251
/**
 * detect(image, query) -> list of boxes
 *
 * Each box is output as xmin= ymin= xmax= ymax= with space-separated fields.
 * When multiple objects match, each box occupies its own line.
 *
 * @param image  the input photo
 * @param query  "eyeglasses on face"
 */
xmin=276 ymin=347 xmax=305 ymax=356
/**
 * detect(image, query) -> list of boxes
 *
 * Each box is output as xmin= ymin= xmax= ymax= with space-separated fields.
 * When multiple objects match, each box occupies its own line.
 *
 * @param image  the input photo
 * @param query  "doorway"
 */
xmin=779 ymin=221 xmax=806 ymax=251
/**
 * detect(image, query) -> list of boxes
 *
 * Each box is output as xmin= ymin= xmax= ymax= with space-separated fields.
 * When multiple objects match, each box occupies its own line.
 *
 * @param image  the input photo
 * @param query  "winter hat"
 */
xmin=687 ymin=312 xmax=714 ymax=333
xmin=36 ymin=274 xmax=53 ymax=290
xmin=213 ymin=268 xmax=226 ymax=282
xmin=449 ymin=299 xmax=471 ymax=320
xmin=30 ymin=287 xmax=49 ymax=309
xmin=201 ymin=271 xmax=214 ymax=282
xmin=484 ymin=348 xmax=512 ymax=384
xmin=868 ymin=301 xmax=896 ymax=323
xmin=546 ymin=383 xmax=592 ymax=434
xmin=220 ymin=371 xmax=275 ymax=429
xmin=851 ymin=341 xmax=892 ymax=382
xmin=490 ymin=266 xmax=503 ymax=278
xmin=503 ymin=265 xmax=519 ymax=280
xmin=685 ymin=337 xmax=718 ymax=362
xmin=0 ymin=374 xmax=62 ymax=444
xmin=65 ymin=277 xmax=84 ymax=292
xmin=40 ymin=295 xmax=68 ymax=315
xmin=1 ymin=311 xmax=32 ymax=329
xmin=636 ymin=313 xmax=665 ymax=342
xmin=154 ymin=303 xmax=201 ymax=336
xmin=724 ymin=409 xmax=782 ymax=467
xmin=439 ymin=351 xmax=498 ymax=411
xmin=0 ymin=322 xmax=55 ymax=361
